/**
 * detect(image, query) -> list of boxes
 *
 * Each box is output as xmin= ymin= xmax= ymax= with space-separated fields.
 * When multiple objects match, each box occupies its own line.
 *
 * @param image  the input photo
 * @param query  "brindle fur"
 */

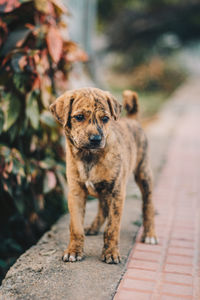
xmin=50 ymin=88 xmax=157 ymax=264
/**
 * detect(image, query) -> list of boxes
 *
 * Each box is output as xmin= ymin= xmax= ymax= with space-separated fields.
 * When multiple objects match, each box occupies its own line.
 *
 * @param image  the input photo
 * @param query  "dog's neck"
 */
xmin=76 ymin=148 xmax=101 ymax=164
xmin=66 ymin=139 xmax=105 ymax=179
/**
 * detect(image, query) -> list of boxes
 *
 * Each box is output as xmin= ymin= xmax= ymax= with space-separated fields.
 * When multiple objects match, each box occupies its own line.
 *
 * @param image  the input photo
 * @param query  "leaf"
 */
xmin=14 ymin=196 xmax=25 ymax=214
xmin=18 ymin=55 xmax=27 ymax=70
xmin=40 ymin=111 xmax=56 ymax=127
xmin=34 ymin=0 xmax=54 ymax=14
xmin=0 ymin=19 xmax=8 ymax=49
xmin=3 ymin=93 xmax=20 ymax=131
xmin=11 ymin=53 xmax=24 ymax=73
xmin=13 ymin=73 xmax=27 ymax=93
xmin=46 ymin=26 xmax=63 ymax=63
xmin=6 ymin=160 xmax=13 ymax=173
xmin=40 ymin=75 xmax=52 ymax=107
xmin=0 ymin=28 xmax=31 ymax=56
xmin=51 ymin=0 xmax=68 ymax=15
xmin=0 ymin=145 xmax=11 ymax=159
xmin=43 ymin=171 xmax=57 ymax=193
xmin=26 ymin=92 xmax=40 ymax=129
xmin=0 ymin=259 xmax=7 ymax=268
xmin=39 ymin=157 xmax=55 ymax=169
xmin=0 ymin=0 xmax=21 ymax=13
xmin=0 ymin=108 xmax=4 ymax=134
xmin=7 ymin=123 xmax=19 ymax=142
xmin=12 ymin=157 xmax=21 ymax=174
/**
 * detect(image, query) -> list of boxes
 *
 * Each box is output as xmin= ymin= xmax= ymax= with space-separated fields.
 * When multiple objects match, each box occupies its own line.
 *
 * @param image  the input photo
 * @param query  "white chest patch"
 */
xmin=85 ymin=180 xmax=95 ymax=191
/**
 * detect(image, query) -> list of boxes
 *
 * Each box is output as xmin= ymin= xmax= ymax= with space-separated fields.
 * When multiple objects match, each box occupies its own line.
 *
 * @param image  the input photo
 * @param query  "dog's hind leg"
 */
xmin=135 ymin=159 xmax=158 ymax=245
xmin=101 ymin=189 xmax=125 ymax=264
xmin=85 ymin=199 xmax=108 ymax=235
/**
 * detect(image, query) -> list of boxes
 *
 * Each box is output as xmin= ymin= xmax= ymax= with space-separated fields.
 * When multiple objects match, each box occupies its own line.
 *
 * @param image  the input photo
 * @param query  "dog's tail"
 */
xmin=122 ymin=90 xmax=139 ymax=119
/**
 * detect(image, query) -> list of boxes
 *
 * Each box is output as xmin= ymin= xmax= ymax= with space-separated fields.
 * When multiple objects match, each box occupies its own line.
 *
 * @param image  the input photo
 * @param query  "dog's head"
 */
xmin=49 ymin=87 xmax=122 ymax=150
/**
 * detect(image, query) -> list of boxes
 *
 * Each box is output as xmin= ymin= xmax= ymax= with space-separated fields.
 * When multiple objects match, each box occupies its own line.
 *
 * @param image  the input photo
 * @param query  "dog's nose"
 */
xmin=89 ymin=134 xmax=102 ymax=144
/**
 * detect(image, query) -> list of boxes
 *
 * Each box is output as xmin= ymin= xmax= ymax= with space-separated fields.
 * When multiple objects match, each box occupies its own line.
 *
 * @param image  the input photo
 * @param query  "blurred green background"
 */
xmin=97 ymin=0 xmax=200 ymax=119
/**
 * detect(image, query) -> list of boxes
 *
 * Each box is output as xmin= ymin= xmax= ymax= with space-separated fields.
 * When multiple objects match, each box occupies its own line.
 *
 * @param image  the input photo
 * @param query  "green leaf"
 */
xmin=12 ymin=157 xmax=21 ymax=174
xmin=11 ymin=53 xmax=24 ymax=73
xmin=0 ymin=28 xmax=31 ymax=56
xmin=26 ymin=92 xmax=39 ymax=129
xmin=3 ymin=238 xmax=22 ymax=253
xmin=3 ymin=94 xmax=21 ymax=131
xmin=14 ymin=196 xmax=25 ymax=215
xmin=0 ymin=259 xmax=7 ymax=268
xmin=40 ymin=111 xmax=56 ymax=127
xmin=7 ymin=123 xmax=19 ymax=142
xmin=0 ymin=108 xmax=4 ymax=134
xmin=13 ymin=73 xmax=27 ymax=94
xmin=39 ymin=157 xmax=56 ymax=169
xmin=0 ymin=145 xmax=11 ymax=159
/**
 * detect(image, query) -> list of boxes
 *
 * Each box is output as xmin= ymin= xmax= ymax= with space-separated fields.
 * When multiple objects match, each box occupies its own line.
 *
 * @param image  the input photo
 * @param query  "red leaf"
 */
xmin=33 ymin=52 xmax=40 ymax=65
xmin=6 ymin=161 xmax=13 ymax=173
xmin=32 ymin=77 xmax=40 ymax=90
xmin=3 ymin=182 xmax=8 ymax=191
xmin=47 ymin=171 xmax=56 ymax=190
xmin=43 ymin=171 xmax=57 ymax=193
xmin=25 ymin=23 xmax=35 ymax=31
xmin=18 ymin=55 xmax=27 ymax=70
xmin=46 ymin=26 xmax=63 ymax=63
xmin=39 ymin=50 xmax=50 ymax=71
xmin=0 ymin=19 xmax=8 ymax=48
xmin=0 ymin=0 xmax=21 ymax=13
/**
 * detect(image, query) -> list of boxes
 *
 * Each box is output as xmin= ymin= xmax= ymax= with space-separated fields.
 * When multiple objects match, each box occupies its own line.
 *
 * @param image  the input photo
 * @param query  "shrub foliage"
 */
xmin=0 ymin=0 xmax=87 ymax=282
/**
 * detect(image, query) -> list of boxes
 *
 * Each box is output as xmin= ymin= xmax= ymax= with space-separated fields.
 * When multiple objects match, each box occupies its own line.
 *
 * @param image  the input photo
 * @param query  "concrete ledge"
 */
xmin=1 ymin=79 xmax=194 ymax=300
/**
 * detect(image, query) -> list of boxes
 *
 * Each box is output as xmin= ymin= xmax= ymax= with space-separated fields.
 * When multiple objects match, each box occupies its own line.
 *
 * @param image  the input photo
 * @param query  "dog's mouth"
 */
xmin=70 ymin=139 xmax=105 ymax=150
xmin=68 ymin=134 xmax=106 ymax=150
xmin=83 ymin=140 xmax=105 ymax=150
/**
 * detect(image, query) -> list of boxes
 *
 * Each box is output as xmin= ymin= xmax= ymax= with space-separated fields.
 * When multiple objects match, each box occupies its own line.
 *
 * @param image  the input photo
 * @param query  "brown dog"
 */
xmin=50 ymin=87 xmax=157 ymax=264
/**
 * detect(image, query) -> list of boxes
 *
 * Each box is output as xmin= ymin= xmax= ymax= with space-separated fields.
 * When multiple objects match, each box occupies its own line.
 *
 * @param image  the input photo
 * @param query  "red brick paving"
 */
xmin=114 ymin=108 xmax=200 ymax=299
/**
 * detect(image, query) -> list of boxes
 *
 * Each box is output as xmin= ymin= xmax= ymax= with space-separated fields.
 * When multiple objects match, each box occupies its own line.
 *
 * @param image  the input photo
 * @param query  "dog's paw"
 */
xmin=142 ymin=234 xmax=158 ymax=245
xmin=84 ymin=226 xmax=99 ymax=236
xmin=101 ymin=248 xmax=121 ymax=264
xmin=62 ymin=249 xmax=84 ymax=262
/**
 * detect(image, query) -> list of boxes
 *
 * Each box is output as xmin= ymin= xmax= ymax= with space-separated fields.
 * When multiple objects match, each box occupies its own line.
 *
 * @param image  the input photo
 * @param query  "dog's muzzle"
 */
xmin=89 ymin=134 xmax=102 ymax=148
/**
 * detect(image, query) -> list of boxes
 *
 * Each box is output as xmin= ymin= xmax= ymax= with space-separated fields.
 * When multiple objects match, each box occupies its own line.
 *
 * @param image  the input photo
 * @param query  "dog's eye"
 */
xmin=74 ymin=114 xmax=84 ymax=122
xmin=102 ymin=116 xmax=109 ymax=123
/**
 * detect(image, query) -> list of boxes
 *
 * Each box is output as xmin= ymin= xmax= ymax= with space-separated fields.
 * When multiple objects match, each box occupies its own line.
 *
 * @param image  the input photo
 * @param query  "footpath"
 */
xmin=114 ymin=77 xmax=200 ymax=300
xmin=0 ymin=77 xmax=199 ymax=300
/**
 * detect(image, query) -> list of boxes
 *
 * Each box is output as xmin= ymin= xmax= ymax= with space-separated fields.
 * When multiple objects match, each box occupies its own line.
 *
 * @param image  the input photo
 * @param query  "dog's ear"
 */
xmin=49 ymin=91 xmax=74 ymax=128
xmin=106 ymin=92 xmax=122 ymax=120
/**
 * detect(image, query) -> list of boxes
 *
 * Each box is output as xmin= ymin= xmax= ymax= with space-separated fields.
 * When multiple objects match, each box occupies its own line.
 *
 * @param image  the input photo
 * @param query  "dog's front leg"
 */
xmin=101 ymin=192 xmax=125 ymax=264
xmin=63 ymin=185 xmax=87 ymax=262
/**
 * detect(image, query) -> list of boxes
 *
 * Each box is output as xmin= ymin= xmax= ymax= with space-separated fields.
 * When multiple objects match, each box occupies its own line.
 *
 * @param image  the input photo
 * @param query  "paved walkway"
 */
xmin=114 ymin=80 xmax=200 ymax=299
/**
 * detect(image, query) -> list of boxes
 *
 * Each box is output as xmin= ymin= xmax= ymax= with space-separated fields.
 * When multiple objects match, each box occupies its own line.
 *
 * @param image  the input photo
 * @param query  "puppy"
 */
xmin=50 ymin=87 xmax=157 ymax=264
